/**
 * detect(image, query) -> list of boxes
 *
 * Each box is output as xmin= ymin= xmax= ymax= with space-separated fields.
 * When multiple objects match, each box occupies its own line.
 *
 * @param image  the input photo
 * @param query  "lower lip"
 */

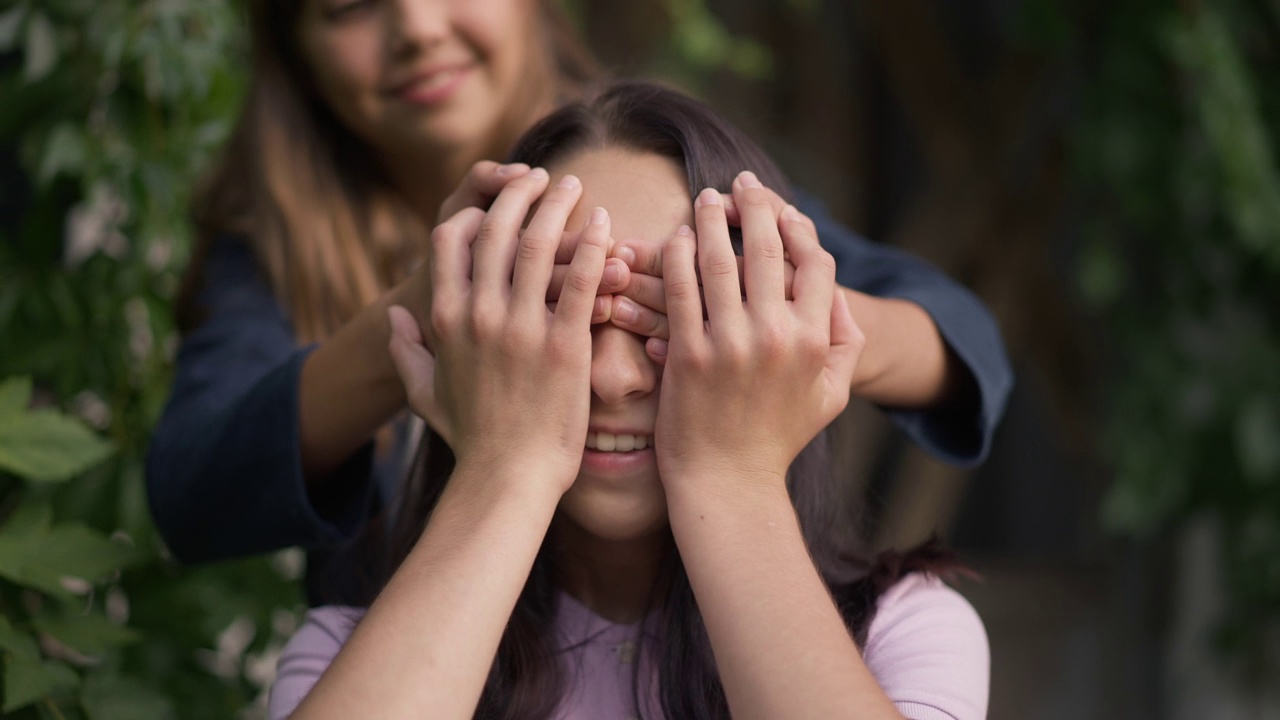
xmin=394 ymin=67 xmax=471 ymax=106
xmin=580 ymin=448 xmax=656 ymax=475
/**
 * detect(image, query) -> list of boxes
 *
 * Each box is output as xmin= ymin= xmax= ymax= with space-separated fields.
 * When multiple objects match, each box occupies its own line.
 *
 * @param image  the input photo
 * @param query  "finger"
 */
xmin=610 ymin=296 xmax=669 ymax=340
xmin=734 ymin=172 xmax=787 ymax=309
xmin=387 ymin=306 xmax=440 ymax=421
xmin=430 ymin=206 xmax=485 ymax=303
xmin=723 ymin=185 xmax=786 ymax=227
xmin=693 ymin=188 xmax=744 ymax=323
xmin=472 ymin=167 xmax=550 ymax=301
xmin=616 ymin=271 xmax=667 ymax=314
xmin=662 ymin=225 xmax=704 ymax=342
xmin=546 ymin=295 xmax=612 ymax=323
xmin=547 ymin=257 xmax=629 ymax=302
xmin=554 ymin=207 xmax=610 ymax=328
xmin=436 ymin=161 xmax=531 ymax=224
xmin=645 ymin=337 xmax=669 ymax=366
xmin=612 ymin=236 xmax=663 ymax=277
xmin=824 ymin=289 xmax=865 ymax=417
xmin=781 ymin=204 xmax=835 ymax=327
xmin=511 ymin=173 xmax=584 ymax=312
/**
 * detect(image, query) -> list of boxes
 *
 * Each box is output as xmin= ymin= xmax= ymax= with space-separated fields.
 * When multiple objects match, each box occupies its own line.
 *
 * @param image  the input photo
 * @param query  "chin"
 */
xmin=556 ymin=482 xmax=670 ymax=543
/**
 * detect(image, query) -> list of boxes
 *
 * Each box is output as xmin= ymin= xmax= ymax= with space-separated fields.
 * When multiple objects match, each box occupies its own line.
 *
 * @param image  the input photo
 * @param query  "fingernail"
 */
xmin=589 ymin=206 xmax=608 ymax=225
xmin=603 ymin=262 xmax=622 ymax=286
xmin=556 ymin=174 xmax=580 ymax=190
xmin=739 ymin=171 xmax=762 ymax=188
xmin=695 ymin=188 xmax=722 ymax=207
xmin=594 ymin=296 xmax=611 ymax=320
xmin=615 ymin=245 xmax=637 ymax=266
xmin=781 ymin=204 xmax=801 ymax=222
xmin=497 ymin=163 xmax=529 ymax=176
xmin=648 ymin=338 xmax=669 ymax=359
xmin=614 ymin=298 xmax=638 ymax=323
xmin=675 ymin=224 xmax=693 ymax=236
xmin=529 ymin=167 xmax=549 ymax=181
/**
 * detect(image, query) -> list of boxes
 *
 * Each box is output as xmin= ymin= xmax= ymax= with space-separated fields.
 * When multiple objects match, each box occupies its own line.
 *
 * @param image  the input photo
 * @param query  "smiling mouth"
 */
xmin=585 ymin=432 xmax=651 ymax=452
xmin=390 ymin=65 xmax=472 ymax=103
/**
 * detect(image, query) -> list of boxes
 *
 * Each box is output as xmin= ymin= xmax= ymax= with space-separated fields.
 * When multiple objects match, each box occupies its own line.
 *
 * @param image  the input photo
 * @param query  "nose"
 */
xmin=387 ymin=0 xmax=448 ymax=56
xmin=590 ymin=325 xmax=656 ymax=406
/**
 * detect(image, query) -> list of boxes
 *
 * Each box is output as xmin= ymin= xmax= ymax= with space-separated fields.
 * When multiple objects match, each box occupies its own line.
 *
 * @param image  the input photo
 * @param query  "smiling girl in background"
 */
xmin=268 ymin=82 xmax=988 ymax=720
xmin=147 ymin=0 xmax=1010 ymax=613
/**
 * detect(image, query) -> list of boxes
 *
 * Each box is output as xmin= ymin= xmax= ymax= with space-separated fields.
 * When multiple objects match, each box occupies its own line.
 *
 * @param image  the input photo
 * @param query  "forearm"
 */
xmin=844 ymin=287 xmax=959 ymax=409
xmin=298 ymin=281 xmax=420 ymax=481
xmin=666 ymin=481 xmax=902 ymax=720
xmin=291 ymin=466 xmax=561 ymax=720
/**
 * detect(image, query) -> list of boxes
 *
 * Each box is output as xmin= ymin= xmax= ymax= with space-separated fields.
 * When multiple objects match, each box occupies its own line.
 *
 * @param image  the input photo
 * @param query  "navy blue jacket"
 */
xmin=146 ymin=192 xmax=1012 ymax=605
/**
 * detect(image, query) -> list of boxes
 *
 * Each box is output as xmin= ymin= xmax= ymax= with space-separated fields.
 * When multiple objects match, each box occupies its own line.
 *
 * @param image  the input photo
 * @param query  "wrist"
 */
xmin=665 ymin=477 xmax=797 ymax=539
xmin=662 ymin=466 xmax=790 ymax=518
xmin=447 ymin=457 xmax=568 ymax=511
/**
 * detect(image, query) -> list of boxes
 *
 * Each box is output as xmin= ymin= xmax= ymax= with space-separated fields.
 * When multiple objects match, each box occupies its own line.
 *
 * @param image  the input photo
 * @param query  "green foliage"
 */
xmin=0 ymin=0 xmax=303 ymax=717
xmin=0 ymin=377 xmax=113 ymax=482
xmin=1076 ymin=1 xmax=1280 ymax=676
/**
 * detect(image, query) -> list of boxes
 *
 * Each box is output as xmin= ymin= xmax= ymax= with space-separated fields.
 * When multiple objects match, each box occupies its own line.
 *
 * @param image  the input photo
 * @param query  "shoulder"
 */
xmin=267 ymin=606 xmax=366 ymax=720
xmin=863 ymin=573 xmax=989 ymax=720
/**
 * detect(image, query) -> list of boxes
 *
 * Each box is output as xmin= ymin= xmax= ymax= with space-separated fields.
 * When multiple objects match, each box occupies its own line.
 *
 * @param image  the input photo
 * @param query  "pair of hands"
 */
xmin=389 ymin=162 xmax=864 ymax=498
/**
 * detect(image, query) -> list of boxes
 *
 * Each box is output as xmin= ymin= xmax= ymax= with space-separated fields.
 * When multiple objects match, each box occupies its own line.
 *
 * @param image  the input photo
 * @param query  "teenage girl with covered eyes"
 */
xmin=147 ymin=0 xmax=1010 ymax=613
xmin=267 ymin=82 xmax=989 ymax=720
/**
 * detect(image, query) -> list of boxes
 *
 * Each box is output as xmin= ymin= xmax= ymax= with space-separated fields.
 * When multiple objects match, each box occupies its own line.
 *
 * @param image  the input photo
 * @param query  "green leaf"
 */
xmin=1236 ymin=399 xmax=1280 ymax=485
xmin=0 ymin=4 xmax=26 ymax=52
xmin=0 ymin=376 xmax=32 ymax=418
xmin=0 ymin=524 xmax=136 ymax=596
xmin=22 ymin=11 xmax=57 ymax=83
xmin=32 ymin=613 xmax=140 ymax=657
xmin=81 ymin=673 xmax=174 ymax=720
xmin=2 ymin=655 xmax=78 ymax=713
xmin=0 ymin=616 xmax=41 ymax=663
xmin=36 ymin=123 xmax=87 ymax=186
xmin=0 ymin=408 xmax=113 ymax=483
xmin=3 ymin=494 xmax=53 ymax=539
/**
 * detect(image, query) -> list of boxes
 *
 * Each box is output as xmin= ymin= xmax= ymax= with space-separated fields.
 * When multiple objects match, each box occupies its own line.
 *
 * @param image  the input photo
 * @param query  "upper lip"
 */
xmin=384 ymin=64 xmax=470 ymax=95
xmin=587 ymin=426 xmax=653 ymax=436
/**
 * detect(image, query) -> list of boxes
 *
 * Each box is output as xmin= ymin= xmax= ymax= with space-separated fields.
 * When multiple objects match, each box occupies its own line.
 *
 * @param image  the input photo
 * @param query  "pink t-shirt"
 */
xmin=267 ymin=573 xmax=988 ymax=719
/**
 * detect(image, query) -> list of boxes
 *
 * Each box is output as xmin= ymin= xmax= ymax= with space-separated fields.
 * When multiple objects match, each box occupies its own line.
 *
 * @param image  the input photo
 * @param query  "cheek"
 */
xmin=301 ymin=29 xmax=383 ymax=105
xmin=454 ymin=0 xmax=538 ymax=72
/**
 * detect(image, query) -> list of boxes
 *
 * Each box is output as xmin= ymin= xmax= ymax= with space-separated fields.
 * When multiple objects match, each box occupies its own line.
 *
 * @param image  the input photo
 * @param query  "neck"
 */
xmin=549 ymin=519 xmax=668 ymax=625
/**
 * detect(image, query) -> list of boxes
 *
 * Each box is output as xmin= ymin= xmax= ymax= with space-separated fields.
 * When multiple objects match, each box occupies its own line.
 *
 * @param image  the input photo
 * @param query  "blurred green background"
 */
xmin=0 ymin=1 xmax=1277 ymax=718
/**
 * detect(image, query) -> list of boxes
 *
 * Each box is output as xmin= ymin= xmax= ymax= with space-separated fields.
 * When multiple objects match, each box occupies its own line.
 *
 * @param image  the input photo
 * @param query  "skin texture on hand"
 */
xmin=388 ymin=168 xmax=610 ymax=496
xmin=654 ymin=175 xmax=864 ymax=496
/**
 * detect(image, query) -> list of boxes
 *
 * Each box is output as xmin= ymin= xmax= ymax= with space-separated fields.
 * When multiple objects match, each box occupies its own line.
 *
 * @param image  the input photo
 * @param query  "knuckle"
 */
xmin=702 ymin=254 xmax=738 ymax=279
xmin=517 ymin=230 xmax=555 ymax=259
xmin=665 ymin=277 xmax=699 ymax=302
xmin=429 ymin=301 xmax=458 ymax=338
xmin=754 ymin=238 xmax=785 ymax=261
xmin=565 ymin=268 xmax=599 ymax=295
xmin=467 ymin=301 xmax=504 ymax=338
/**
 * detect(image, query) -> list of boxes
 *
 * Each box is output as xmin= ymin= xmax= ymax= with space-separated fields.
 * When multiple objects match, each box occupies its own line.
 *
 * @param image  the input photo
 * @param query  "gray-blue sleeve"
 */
xmin=145 ymin=239 xmax=376 ymax=563
xmin=794 ymin=190 xmax=1013 ymax=466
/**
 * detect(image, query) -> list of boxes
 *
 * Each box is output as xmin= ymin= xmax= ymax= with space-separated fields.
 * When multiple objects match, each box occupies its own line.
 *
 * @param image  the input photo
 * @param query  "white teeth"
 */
xmin=586 ymin=432 xmax=651 ymax=452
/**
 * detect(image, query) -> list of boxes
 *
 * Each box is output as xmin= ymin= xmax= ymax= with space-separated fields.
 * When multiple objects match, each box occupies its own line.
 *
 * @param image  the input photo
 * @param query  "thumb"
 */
xmin=822 ymin=290 xmax=864 ymax=419
xmin=387 ymin=305 xmax=439 ymax=422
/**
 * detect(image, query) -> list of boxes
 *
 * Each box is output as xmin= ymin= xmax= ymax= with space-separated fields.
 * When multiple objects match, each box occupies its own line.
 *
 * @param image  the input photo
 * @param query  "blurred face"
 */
xmin=547 ymin=148 xmax=694 ymax=544
xmin=297 ymin=0 xmax=546 ymax=165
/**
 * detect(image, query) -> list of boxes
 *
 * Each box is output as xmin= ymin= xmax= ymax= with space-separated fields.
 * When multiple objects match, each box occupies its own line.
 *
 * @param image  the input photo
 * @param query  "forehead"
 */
xmin=548 ymin=148 xmax=693 ymax=244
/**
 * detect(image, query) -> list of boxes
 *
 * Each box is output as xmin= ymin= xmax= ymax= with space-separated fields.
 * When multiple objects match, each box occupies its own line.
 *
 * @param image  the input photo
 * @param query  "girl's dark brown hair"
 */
xmin=179 ymin=0 xmax=600 ymax=342
xmin=377 ymin=81 xmax=963 ymax=719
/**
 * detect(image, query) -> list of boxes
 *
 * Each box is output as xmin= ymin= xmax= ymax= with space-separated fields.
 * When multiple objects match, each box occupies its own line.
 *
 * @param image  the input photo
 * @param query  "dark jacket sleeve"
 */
xmin=146 ymin=239 xmax=376 ymax=563
xmin=793 ymin=190 xmax=1013 ymax=466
